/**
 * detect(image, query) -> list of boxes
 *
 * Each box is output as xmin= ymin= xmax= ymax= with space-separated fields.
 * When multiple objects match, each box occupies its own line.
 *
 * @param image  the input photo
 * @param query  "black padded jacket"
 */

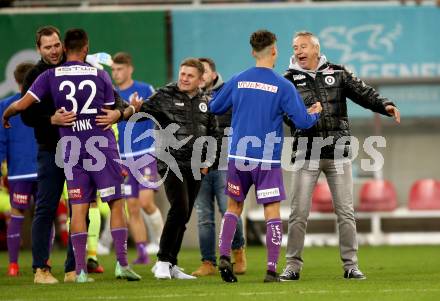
xmin=140 ymin=82 xmax=218 ymax=170
xmin=284 ymin=59 xmax=395 ymax=160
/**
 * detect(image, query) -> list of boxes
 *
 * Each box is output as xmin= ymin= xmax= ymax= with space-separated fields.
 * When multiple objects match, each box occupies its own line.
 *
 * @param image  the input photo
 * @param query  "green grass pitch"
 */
xmin=0 ymin=246 xmax=439 ymax=301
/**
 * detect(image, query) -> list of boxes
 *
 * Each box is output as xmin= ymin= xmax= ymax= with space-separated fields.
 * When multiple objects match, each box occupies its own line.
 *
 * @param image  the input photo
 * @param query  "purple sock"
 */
xmin=111 ymin=228 xmax=128 ymax=267
xmin=218 ymin=212 xmax=239 ymax=258
xmin=266 ymin=218 xmax=282 ymax=273
xmin=136 ymin=242 xmax=147 ymax=259
xmin=7 ymin=215 xmax=24 ymax=263
xmin=71 ymin=232 xmax=88 ymax=274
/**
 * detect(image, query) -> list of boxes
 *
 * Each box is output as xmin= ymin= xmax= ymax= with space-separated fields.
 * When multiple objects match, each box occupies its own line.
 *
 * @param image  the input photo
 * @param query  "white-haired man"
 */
xmin=280 ymin=31 xmax=400 ymax=281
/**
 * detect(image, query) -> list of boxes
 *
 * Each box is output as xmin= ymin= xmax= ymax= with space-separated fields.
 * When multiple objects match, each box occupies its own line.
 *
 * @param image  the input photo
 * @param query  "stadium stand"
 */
xmin=358 ymin=180 xmax=398 ymax=212
xmin=311 ymin=181 xmax=333 ymax=213
xmin=408 ymin=179 xmax=440 ymax=210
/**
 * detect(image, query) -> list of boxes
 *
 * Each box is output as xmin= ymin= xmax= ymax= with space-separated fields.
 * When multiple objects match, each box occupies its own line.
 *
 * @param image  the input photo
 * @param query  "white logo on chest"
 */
xmin=293 ymin=74 xmax=306 ymax=81
xmin=324 ymin=76 xmax=335 ymax=86
xmin=199 ymin=102 xmax=208 ymax=112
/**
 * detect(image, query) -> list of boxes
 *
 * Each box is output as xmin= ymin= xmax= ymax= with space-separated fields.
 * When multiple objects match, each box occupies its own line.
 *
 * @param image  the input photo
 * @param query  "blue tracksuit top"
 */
xmin=116 ymin=81 xmax=155 ymax=158
xmin=209 ymin=67 xmax=319 ymax=164
xmin=0 ymin=93 xmax=38 ymax=181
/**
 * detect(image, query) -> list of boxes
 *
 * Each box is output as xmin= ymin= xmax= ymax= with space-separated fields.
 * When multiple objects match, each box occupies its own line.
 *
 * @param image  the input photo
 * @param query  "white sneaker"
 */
xmin=146 ymin=243 xmax=160 ymax=255
xmin=153 ymin=261 xmax=171 ymax=280
xmin=97 ymin=242 xmax=110 ymax=255
xmin=170 ymin=265 xmax=196 ymax=280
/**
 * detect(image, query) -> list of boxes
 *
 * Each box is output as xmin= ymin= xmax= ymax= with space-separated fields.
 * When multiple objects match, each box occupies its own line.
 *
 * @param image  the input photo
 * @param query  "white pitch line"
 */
xmin=3 ymin=288 xmax=440 ymax=301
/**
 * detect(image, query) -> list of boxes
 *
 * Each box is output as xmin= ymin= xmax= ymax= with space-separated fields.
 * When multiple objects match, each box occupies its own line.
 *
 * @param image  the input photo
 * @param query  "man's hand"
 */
xmin=385 ymin=105 xmax=400 ymax=123
xmin=2 ymin=115 xmax=11 ymax=128
xmin=2 ymin=103 xmax=19 ymax=128
xmin=308 ymin=102 xmax=322 ymax=114
xmin=95 ymin=108 xmax=121 ymax=130
xmin=130 ymin=92 xmax=143 ymax=113
xmin=200 ymin=167 xmax=209 ymax=176
xmin=50 ymin=108 xmax=76 ymax=126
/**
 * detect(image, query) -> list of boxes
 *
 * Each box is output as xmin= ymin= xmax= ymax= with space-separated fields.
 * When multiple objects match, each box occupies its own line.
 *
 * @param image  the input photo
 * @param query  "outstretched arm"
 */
xmin=343 ymin=66 xmax=396 ymax=116
xmin=3 ymin=93 xmax=38 ymax=128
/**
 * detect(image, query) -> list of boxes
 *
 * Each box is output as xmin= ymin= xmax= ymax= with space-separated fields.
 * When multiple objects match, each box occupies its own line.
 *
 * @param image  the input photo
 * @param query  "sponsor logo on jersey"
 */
xmin=12 ymin=193 xmax=30 ymax=204
xmin=55 ymin=65 xmax=97 ymax=76
xmin=256 ymin=187 xmax=280 ymax=199
xmin=293 ymin=74 xmax=306 ymax=81
xmin=324 ymin=75 xmax=336 ymax=86
xmin=174 ymin=102 xmax=184 ymax=106
xmin=227 ymin=182 xmax=240 ymax=196
xmin=99 ymin=186 xmax=116 ymax=198
xmin=199 ymin=102 xmax=208 ymax=112
xmin=237 ymin=81 xmax=278 ymax=93
xmin=68 ymin=188 xmax=82 ymax=200
xmin=297 ymin=82 xmax=307 ymax=87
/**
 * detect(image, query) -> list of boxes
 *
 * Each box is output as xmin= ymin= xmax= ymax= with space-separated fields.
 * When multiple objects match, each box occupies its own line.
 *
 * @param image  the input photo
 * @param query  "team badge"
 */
xmin=324 ymin=76 xmax=335 ymax=86
xmin=199 ymin=102 xmax=208 ymax=112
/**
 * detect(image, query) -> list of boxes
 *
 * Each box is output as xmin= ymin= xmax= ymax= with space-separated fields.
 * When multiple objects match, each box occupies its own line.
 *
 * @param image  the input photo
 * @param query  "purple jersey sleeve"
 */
xmin=101 ymin=71 xmax=115 ymax=106
xmin=28 ymin=71 xmax=51 ymax=103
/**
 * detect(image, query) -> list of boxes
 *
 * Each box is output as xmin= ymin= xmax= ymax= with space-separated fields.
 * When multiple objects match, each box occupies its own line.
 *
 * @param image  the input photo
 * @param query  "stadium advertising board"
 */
xmin=0 ymin=11 xmax=167 ymax=100
xmin=172 ymin=4 xmax=440 ymax=117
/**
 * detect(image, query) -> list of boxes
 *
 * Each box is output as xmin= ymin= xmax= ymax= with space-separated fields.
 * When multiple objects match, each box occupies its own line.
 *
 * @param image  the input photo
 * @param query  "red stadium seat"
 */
xmin=358 ymin=180 xmax=398 ymax=212
xmin=408 ymin=179 xmax=440 ymax=210
xmin=311 ymin=181 xmax=334 ymax=212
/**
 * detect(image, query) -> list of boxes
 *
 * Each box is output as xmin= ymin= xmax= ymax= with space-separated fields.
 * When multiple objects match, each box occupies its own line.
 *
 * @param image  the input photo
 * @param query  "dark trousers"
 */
xmin=32 ymin=149 xmax=75 ymax=272
xmin=157 ymin=168 xmax=201 ymax=265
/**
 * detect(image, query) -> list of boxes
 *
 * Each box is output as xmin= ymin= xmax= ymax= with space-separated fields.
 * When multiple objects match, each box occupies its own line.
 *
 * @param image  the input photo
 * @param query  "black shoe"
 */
xmin=279 ymin=268 xmax=300 ymax=281
xmin=219 ymin=256 xmax=237 ymax=283
xmin=344 ymin=268 xmax=366 ymax=280
xmin=87 ymin=258 xmax=104 ymax=273
xmin=264 ymin=270 xmax=280 ymax=282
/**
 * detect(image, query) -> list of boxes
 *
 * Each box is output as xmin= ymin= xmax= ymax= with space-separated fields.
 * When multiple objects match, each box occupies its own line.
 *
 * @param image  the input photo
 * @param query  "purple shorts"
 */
xmin=225 ymin=160 xmax=286 ymax=204
xmin=67 ymin=150 xmax=124 ymax=205
xmin=8 ymin=180 xmax=38 ymax=210
xmin=123 ymin=154 xmax=159 ymax=198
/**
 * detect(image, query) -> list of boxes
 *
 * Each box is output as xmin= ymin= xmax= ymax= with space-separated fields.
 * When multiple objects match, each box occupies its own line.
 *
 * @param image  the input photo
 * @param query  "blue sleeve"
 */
xmin=281 ymin=83 xmax=319 ymax=130
xmin=208 ymin=78 xmax=234 ymax=115
xmin=147 ymin=84 xmax=155 ymax=97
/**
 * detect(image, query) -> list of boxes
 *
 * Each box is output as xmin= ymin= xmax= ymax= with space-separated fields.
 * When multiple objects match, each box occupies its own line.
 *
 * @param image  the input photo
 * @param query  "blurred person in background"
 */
xmin=191 ymin=57 xmax=246 ymax=277
xmin=280 ymin=31 xmax=400 ymax=281
xmin=0 ymin=62 xmax=37 ymax=277
xmin=111 ymin=52 xmax=164 ymax=264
